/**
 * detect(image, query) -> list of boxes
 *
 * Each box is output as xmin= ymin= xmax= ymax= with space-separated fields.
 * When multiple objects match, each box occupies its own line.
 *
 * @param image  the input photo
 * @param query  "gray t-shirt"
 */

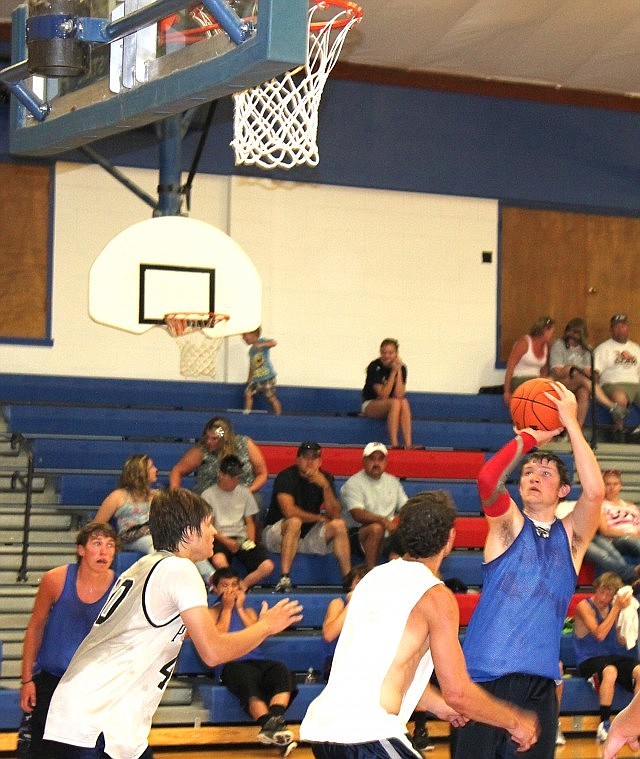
xmin=201 ymin=482 xmax=258 ymax=540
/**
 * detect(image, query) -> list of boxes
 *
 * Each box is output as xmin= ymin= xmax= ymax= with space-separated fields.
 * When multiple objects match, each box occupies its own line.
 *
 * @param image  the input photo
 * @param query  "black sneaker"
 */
xmin=412 ymin=727 xmax=435 ymax=752
xmin=258 ymin=715 xmax=294 ymax=746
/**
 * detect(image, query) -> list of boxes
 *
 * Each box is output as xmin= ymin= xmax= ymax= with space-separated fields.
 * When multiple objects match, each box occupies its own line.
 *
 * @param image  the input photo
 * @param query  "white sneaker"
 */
xmin=596 ymin=720 xmax=611 ymax=743
xmin=556 ymin=722 xmax=566 ymax=746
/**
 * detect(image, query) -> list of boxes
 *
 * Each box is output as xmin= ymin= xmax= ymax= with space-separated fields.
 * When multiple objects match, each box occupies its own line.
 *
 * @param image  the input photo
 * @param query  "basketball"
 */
xmin=510 ymin=378 xmax=562 ymax=431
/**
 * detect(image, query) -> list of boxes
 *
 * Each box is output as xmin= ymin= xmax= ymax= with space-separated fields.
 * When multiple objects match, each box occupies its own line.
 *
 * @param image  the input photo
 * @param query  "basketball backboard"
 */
xmin=89 ymin=216 xmax=261 ymax=334
xmin=6 ymin=0 xmax=307 ymax=156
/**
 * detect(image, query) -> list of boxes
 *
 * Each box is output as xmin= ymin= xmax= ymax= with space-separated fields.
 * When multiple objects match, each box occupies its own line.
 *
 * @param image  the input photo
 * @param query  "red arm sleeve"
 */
xmin=478 ymin=432 xmax=537 ymax=517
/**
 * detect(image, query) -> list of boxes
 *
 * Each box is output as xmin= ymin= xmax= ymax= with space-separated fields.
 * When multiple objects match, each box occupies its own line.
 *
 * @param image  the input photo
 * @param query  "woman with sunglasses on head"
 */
xmin=503 ymin=315 xmax=555 ymax=409
xmin=169 ymin=416 xmax=268 ymax=502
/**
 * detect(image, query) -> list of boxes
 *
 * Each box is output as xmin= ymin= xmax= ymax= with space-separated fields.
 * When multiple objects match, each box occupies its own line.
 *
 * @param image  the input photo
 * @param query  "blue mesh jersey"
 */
xmin=574 ymin=599 xmax=631 ymax=664
xmin=463 ymin=516 xmax=576 ymax=682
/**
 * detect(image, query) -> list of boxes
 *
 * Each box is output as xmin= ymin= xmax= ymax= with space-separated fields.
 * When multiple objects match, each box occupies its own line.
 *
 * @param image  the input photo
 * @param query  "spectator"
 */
xmin=503 ymin=315 xmax=555 ymax=409
xmin=595 ymin=314 xmax=640 ymax=440
xmin=210 ymin=568 xmax=297 ymax=751
xmin=199 ymin=454 xmax=274 ymax=590
xmin=300 ymin=492 xmax=539 ymax=757
xmin=340 ymin=442 xmax=408 ymax=569
xmin=362 ymin=338 xmax=415 ymax=449
xmin=20 ymin=522 xmax=117 ymax=757
xmin=585 ymin=469 xmax=640 ymax=586
xmin=262 ymin=441 xmax=352 ymax=593
xmin=550 ymin=317 xmax=625 ymax=427
xmin=169 ymin=416 xmax=268 ymax=500
xmin=94 ymin=454 xmax=158 ymax=553
xmin=573 ymin=572 xmax=640 ymax=743
xmin=455 ymin=382 xmax=604 ymax=759
xmin=43 ymin=488 xmax=302 ymax=758
xmin=242 ymin=327 xmax=282 ymax=415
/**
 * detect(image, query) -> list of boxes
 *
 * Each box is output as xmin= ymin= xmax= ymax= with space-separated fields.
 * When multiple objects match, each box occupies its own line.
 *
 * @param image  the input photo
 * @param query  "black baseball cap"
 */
xmin=611 ymin=314 xmax=629 ymax=325
xmin=219 ymin=455 xmax=243 ymax=478
xmin=297 ymin=441 xmax=322 ymax=458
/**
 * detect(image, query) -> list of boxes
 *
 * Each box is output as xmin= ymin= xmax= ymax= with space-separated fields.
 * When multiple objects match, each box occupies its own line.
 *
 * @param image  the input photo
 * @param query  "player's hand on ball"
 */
xmin=516 ymin=427 xmax=563 ymax=446
xmin=544 ymin=381 xmax=577 ymax=427
xmin=260 ymin=598 xmax=303 ymax=634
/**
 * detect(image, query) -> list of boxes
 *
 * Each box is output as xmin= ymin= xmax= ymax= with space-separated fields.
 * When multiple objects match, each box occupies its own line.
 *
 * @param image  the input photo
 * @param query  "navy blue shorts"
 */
xmin=310 ymin=736 xmax=420 ymax=759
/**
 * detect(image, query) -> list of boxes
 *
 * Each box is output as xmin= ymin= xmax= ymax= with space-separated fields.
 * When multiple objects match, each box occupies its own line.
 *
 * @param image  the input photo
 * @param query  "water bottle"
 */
xmin=305 ymin=667 xmax=315 ymax=684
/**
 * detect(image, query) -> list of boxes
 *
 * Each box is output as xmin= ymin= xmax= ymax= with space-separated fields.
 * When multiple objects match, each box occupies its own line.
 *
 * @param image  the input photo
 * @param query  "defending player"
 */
xmin=455 ymin=382 xmax=604 ymax=759
xmin=44 ymin=488 xmax=302 ymax=759
xmin=300 ymin=491 xmax=539 ymax=758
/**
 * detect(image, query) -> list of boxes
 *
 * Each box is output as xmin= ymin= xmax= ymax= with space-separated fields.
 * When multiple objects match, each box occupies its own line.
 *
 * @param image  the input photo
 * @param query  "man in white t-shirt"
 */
xmin=44 ymin=488 xmax=302 ymax=759
xmin=594 ymin=314 xmax=640 ymax=435
xmin=340 ymin=442 xmax=408 ymax=569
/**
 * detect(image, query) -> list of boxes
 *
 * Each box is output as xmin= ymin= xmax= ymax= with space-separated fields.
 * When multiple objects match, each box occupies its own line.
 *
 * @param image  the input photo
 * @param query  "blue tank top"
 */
xmin=36 ymin=564 xmax=116 ymax=677
xmin=463 ymin=516 xmax=576 ymax=682
xmin=574 ymin=599 xmax=631 ymax=664
xmin=213 ymin=598 xmax=264 ymax=662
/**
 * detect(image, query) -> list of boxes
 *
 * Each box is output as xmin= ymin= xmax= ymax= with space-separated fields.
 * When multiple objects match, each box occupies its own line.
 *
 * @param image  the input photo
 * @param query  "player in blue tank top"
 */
xmin=20 ymin=521 xmax=117 ymax=757
xmin=455 ymin=382 xmax=604 ymax=759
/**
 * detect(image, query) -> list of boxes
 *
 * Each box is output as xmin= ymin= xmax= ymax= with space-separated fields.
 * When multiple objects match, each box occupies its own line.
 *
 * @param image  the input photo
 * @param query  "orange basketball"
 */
xmin=510 ymin=378 xmax=562 ymax=431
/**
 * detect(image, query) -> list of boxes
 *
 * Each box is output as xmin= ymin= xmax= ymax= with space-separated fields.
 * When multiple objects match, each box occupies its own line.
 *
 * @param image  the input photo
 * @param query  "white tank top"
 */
xmin=513 ymin=335 xmax=547 ymax=377
xmin=45 ymin=553 xmax=206 ymax=759
xmin=300 ymin=558 xmax=440 ymax=747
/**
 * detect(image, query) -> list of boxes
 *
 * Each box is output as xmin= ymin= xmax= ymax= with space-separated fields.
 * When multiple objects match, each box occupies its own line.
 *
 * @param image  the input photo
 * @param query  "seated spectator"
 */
xmin=361 ymin=338 xmax=415 ymax=449
xmin=503 ymin=315 xmax=555 ymax=409
xmin=262 ymin=441 xmax=352 ymax=592
xmin=20 ymin=522 xmax=117 ymax=758
xmin=340 ymin=442 xmax=408 ymax=569
xmin=586 ymin=469 xmax=640 ymax=586
xmin=94 ymin=454 xmax=158 ymax=553
xmin=198 ymin=454 xmax=274 ymax=590
xmin=594 ymin=314 xmax=640 ymax=440
xmin=573 ymin=571 xmax=640 ymax=743
xmin=169 ymin=416 xmax=268 ymax=502
xmin=210 ymin=568 xmax=297 ymax=751
xmin=550 ymin=317 xmax=625 ymax=427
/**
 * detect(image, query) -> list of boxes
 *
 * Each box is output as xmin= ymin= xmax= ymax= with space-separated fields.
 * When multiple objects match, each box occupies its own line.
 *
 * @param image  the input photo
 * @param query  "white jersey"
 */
xmin=45 ymin=552 xmax=206 ymax=759
xmin=300 ymin=558 xmax=440 ymax=748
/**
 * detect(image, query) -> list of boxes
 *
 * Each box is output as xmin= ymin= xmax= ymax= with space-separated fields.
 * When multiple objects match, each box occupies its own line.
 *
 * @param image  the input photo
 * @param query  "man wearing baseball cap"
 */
xmin=262 ymin=442 xmax=351 ymax=593
xmin=341 ymin=442 xmax=408 ymax=570
xmin=594 ymin=314 xmax=640 ymax=439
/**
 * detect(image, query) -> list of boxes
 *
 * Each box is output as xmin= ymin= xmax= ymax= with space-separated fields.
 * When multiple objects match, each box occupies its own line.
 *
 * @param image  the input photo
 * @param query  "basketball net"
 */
xmin=164 ymin=313 xmax=230 ymax=378
xmin=231 ymin=0 xmax=363 ymax=170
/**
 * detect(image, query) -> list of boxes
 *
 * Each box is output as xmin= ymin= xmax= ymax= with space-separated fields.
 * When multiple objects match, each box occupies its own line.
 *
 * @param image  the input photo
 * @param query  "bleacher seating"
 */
xmin=0 ymin=374 xmax=623 ymax=741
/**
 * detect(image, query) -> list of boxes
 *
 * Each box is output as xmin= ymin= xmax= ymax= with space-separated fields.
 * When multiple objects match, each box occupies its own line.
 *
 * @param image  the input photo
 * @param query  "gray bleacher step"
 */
xmin=0 ymin=513 xmax=72 ymax=530
xmin=160 ymin=681 xmax=193 ymax=706
xmin=0 ymin=548 xmax=76 ymax=571
xmin=0 ymin=613 xmax=31 ymax=630
xmin=152 ymin=703 xmax=210 ymax=726
xmin=1 ymin=640 xmax=24 ymax=659
xmin=0 ymin=530 xmax=76 ymax=546
xmin=0 ymin=570 xmax=44 ymax=585
xmin=0 ymin=629 xmax=29 ymax=642
xmin=1 ymin=658 xmax=22 ymax=679
xmin=0 ymin=591 xmax=37 ymax=612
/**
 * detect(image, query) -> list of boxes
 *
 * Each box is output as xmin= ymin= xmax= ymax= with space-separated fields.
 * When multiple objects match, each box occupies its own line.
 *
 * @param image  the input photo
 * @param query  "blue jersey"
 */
xmin=574 ymin=599 xmax=631 ymax=664
xmin=463 ymin=516 xmax=576 ymax=682
xmin=36 ymin=563 xmax=115 ymax=677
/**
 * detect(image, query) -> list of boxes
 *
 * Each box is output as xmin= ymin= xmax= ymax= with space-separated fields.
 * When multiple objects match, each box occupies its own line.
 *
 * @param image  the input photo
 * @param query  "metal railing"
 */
xmin=8 ymin=432 xmax=36 ymax=582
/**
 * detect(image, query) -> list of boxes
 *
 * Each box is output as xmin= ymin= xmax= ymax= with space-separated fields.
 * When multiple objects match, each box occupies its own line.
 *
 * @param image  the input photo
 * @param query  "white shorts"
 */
xmin=262 ymin=520 xmax=333 ymax=555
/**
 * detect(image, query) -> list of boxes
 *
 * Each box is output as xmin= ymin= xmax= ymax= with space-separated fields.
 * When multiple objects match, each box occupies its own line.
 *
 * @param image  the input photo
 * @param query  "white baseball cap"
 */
xmin=363 ymin=442 xmax=388 ymax=458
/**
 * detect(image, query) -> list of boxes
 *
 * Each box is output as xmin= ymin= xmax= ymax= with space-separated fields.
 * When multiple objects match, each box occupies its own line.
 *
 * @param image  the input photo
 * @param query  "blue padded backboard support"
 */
xmin=9 ymin=0 xmax=308 ymax=156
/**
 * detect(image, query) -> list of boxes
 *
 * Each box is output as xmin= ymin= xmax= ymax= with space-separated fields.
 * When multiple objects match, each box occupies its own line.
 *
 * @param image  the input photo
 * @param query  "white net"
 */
xmin=231 ymin=1 xmax=362 ymax=169
xmin=164 ymin=313 xmax=229 ymax=378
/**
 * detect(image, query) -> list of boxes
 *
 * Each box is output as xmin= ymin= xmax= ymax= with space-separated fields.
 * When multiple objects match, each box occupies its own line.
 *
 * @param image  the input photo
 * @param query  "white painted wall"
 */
xmin=0 ymin=162 xmax=505 ymax=393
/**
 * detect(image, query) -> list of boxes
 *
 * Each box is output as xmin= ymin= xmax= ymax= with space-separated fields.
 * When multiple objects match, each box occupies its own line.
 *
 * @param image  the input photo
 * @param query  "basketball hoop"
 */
xmin=164 ymin=312 xmax=230 ymax=378
xmin=231 ymin=0 xmax=363 ymax=170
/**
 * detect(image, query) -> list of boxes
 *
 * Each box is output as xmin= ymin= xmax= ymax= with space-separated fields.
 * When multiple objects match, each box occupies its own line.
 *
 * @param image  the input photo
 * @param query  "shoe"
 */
xmin=610 ymin=403 xmax=629 ymax=422
xmin=596 ymin=720 xmax=610 ymax=743
xmin=258 ymin=715 xmax=294 ymax=746
xmin=412 ymin=727 xmax=435 ymax=752
xmin=556 ymin=722 xmax=566 ymax=746
xmin=274 ymin=575 xmax=293 ymax=593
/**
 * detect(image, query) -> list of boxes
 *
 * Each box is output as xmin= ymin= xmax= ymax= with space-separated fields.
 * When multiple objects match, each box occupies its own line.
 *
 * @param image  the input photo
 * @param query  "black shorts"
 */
xmin=454 ymin=673 xmax=556 ymax=759
xmin=310 ymin=737 xmax=420 ymax=759
xmin=213 ymin=540 xmax=269 ymax=574
xmin=221 ymin=659 xmax=297 ymax=712
xmin=578 ymin=655 xmax=639 ymax=692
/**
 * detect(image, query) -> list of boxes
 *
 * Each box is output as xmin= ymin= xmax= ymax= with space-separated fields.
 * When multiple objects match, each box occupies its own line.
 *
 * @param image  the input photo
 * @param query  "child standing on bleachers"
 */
xmin=242 ymin=327 xmax=282 ymax=415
